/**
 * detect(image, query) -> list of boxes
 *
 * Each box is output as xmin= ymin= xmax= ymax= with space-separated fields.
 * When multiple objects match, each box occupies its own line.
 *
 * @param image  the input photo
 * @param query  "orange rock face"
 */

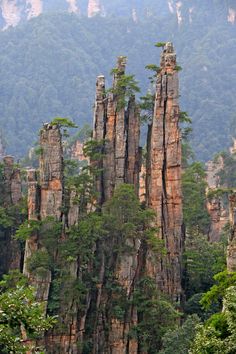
xmin=146 ymin=42 xmax=183 ymax=302
xmin=93 ymin=58 xmax=141 ymax=204
xmin=91 ymin=57 xmax=141 ymax=353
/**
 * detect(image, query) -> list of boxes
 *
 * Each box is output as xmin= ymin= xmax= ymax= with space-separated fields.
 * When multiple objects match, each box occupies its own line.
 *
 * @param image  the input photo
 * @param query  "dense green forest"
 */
xmin=0 ymin=5 xmax=235 ymax=160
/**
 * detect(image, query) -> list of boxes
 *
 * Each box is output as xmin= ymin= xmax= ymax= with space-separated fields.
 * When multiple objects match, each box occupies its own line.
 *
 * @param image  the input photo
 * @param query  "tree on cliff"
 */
xmin=0 ymin=271 xmax=56 ymax=353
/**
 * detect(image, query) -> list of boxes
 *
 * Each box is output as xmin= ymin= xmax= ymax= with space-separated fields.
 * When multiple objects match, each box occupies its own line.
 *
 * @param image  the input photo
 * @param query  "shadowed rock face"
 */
xmin=0 ymin=156 xmax=22 ymax=275
xmin=146 ymin=42 xmax=183 ymax=302
xmin=23 ymin=124 xmax=64 ymax=310
xmin=228 ymin=194 xmax=236 ymax=272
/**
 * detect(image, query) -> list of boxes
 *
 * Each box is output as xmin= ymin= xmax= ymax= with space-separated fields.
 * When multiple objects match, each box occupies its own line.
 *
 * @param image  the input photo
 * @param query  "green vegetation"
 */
xmin=0 ymin=7 xmax=234 ymax=160
xmin=108 ymin=69 xmax=140 ymax=111
xmin=0 ymin=271 xmax=56 ymax=354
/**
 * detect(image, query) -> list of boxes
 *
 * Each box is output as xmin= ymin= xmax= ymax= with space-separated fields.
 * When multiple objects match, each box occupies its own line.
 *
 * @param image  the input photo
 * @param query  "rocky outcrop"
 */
xmin=146 ymin=42 xmax=183 ymax=302
xmin=1 ymin=0 xmax=22 ymax=29
xmin=66 ymin=0 xmax=80 ymax=14
xmin=26 ymin=0 xmax=43 ymax=20
xmin=206 ymin=158 xmax=228 ymax=242
xmin=93 ymin=57 xmax=141 ymax=204
xmin=227 ymin=193 xmax=236 ymax=271
xmin=88 ymin=0 xmax=101 ymax=18
xmin=228 ymin=7 xmax=236 ymax=24
xmin=23 ymin=124 xmax=63 ymax=310
xmin=91 ymin=57 xmax=142 ymax=352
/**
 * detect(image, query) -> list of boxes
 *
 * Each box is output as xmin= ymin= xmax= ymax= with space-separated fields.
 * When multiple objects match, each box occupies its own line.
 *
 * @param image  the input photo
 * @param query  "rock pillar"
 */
xmin=146 ymin=42 xmax=183 ymax=302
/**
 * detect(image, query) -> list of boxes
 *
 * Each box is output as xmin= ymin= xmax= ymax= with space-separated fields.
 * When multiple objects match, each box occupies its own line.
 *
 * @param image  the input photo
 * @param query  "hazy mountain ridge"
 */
xmin=0 ymin=0 xmax=235 ymax=30
xmin=0 ymin=2 xmax=235 ymax=160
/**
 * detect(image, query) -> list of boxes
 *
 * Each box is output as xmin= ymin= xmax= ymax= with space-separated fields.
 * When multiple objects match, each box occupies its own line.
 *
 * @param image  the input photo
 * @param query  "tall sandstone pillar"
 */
xmin=0 ymin=156 xmax=22 ymax=275
xmin=146 ymin=42 xmax=183 ymax=302
xmin=23 ymin=123 xmax=63 ymax=309
xmin=93 ymin=57 xmax=141 ymax=203
xmin=92 ymin=58 xmax=141 ymax=353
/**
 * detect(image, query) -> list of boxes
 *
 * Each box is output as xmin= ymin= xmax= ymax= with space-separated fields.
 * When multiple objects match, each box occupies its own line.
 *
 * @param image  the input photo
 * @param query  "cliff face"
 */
xmin=91 ymin=58 xmax=141 ymax=353
xmin=0 ymin=156 xmax=22 ymax=275
xmin=93 ymin=58 xmax=141 ymax=204
xmin=23 ymin=124 xmax=63 ymax=310
xmin=227 ymin=193 xmax=236 ymax=271
xmin=19 ymin=47 xmax=184 ymax=353
xmin=87 ymin=0 xmax=101 ymax=17
xmin=206 ymin=158 xmax=228 ymax=242
xmin=146 ymin=43 xmax=183 ymax=302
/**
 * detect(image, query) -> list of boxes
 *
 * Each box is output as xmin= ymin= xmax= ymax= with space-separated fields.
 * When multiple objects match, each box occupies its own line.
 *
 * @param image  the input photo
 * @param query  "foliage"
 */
xmin=139 ymin=92 xmax=155 ymax=124
xmin=215 ymin=151 xmax=236 ymax=188
xmin=160 ymin=315 xmax=201 ymax=354
xmin=190 ymin=286 xmax=236 ymax=354
xmin=184 ymin=234 xmax=226 ymax=300
xmin=182 ymin=162 xmax=210 ymax=233
xmin=102 ymin=184 xmax=160 ymax=255
xmin=155 ymin=42 xmax=166 ymax=48
xmin=0 ymin=271 xmax=56 ymax=354
xmin=108 ymin=70 xmax=140 ymax=111
xmin=50 ymin=117 xmax=78 ymax=128
xmin=15 ymin=220 xmax=41 ymax=241
xmin=200 ymin=271 xmax=236 ymax=310
xmin=131 ymin=277 xmax=179 ymax=353
xmin=0 ymin=207 xmax=14 ymax=228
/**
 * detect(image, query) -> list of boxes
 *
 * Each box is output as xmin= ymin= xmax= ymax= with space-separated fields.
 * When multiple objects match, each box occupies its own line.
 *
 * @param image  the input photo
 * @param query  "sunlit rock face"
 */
xmin=146 ymin=42 xmax=184 ymax=302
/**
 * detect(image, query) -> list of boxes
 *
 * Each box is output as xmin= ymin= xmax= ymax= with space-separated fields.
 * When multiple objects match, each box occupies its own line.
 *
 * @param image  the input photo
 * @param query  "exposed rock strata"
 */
xmin=23 ymin=124 xmax=63 ymax=307
xmin=91 ymin=58 xmax=141 ymax=352
xmin=146 ymin=42 xmax=183 ymax=302
xmin=93 ymin=58 xmax=141 ymax=204
xmin=228 ymin=193 xmax=236 ymax=271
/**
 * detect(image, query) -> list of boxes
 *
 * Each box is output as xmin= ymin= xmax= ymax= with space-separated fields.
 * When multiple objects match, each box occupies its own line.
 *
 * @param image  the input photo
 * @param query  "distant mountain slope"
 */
xmin=0 ymin=9 xmax=235 ymax=160
xmin=0 ymin=0 xmax=235 ymax=29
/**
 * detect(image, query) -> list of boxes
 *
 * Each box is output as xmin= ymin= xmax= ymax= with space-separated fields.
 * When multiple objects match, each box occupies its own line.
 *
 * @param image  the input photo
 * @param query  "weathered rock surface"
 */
xmin=0 ymin=156 xmax=22 ymax=275
xmin=206 ymin=158 xmax=228 ymax=242
xmin=227 ymin=193 xmax=236 ymax=272
xmin=88 ymin=0 xmax=101 ymax=18
xmin=91 ymin=58 xmax=142 ymax=352
xmin=146 ymin=42 xmax=183 ymax=302
xmin=93 ymin=57 xmax=141 ymax=204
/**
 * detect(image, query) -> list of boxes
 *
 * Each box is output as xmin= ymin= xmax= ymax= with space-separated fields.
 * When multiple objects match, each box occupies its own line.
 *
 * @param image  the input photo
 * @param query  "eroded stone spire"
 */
xmin=93 ymin=57 xmax=141 ymax=203
xmin=146 ymin=42 xmax=183 ymax=302
xmin=39 ymin=123 xmax=64 ymax=220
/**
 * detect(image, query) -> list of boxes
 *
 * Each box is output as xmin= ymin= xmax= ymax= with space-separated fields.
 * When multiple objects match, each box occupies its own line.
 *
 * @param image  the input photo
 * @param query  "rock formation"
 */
xmin=23 ymin=123 xmax=63 ymax=310
xmin=93 ymin=57 xmax=141 ymax=204
xmin=90 ymin=57 xmax=142 ymax=353
xmin=19 ymin=49 xmax=185 ymax=353
xmin=0 ymin=156 xmax=22 ymax=275
xmin=88 ymin=0 xmax=101 ymax=18
xmin=146 ymin=42 xmax=183 ymax=302
xmin=227 ymin=193 xmax=236 ymax=271
xmin=26 ymin=0 xmax=43 ymax=20
xmin=206 ymin=158 xmax=228 ymax=242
